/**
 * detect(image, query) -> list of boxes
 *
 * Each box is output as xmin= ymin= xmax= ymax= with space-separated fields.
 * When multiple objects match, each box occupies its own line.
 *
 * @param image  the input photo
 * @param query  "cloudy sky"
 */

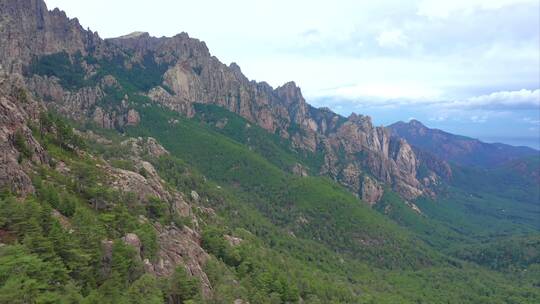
xmin=44 ymin=0 xmax=540 ymax=148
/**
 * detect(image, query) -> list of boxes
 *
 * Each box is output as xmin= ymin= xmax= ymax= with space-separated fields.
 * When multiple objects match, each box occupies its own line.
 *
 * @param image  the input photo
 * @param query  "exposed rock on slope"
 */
xmin=105 ymin=143 xmax=212 ymax=297
xmin=0 ymin=72 xmax=47 ymax=194
xmin=0 ymin=75 xmax=214 ymax=292
xmin=69 ymin=132 xmax=215 ymax=296
xmin=0 ymin=0 xmax=102 ymax=73
xmin=147 ymin=224 xmax=212 ymax=298
xmin=119 ymin=224 xmax=212 ymax=298
xmin=27 ymin=74 xmax=141 ymax=129
xmin=106 ymin=32 xmax=432 ymax=201
xmin=0 ymin=0 xmax=442 ymax=202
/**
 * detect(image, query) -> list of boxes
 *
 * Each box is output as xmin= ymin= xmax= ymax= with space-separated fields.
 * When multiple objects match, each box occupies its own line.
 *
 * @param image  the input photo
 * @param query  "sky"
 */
xmin=44 ymin=0 xmax=540 ymax=148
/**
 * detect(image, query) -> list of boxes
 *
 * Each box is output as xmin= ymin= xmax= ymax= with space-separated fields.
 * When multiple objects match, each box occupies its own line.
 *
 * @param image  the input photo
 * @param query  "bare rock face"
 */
xmin=27 ymin=74 xmax=139 ymax=129
xmin=100 ymin=239 xmax=114 ymax=277
xmin=106 ymin=33 xmax=430 ymax=200
xmin=126 ymin=109 xmax=140 ymax=126
xmin=147 ymin=86 xmax=195 ymax=118
xmin=291 ymin=163 xmax=309 ymax=177
xmin=76 ymin=133 xmax=191 ymax=218
xmin=27 ymin=75 xmax=104 ymax=120
xmin=0 ymin=0 xmax=102 ymax=73
xmin=146 ymin=224 xmax=212 ymax=298
xmin=122 ymin=233 xmax=142 ymax=258
xmin=0 ymin=73 xmax=47 ymax=195
xmin=224 ymin=234 xmax=243 ymax=247
xmin=340 ymin=163 xmax=362 ymax=193
xmin=121 ymin=137 xmax=169 ymax=158
xmin=107 ymin=157 xmax=191 ymax=218
xmin=360 ymin=176 xmax=384 ymax=205
xmin=0 ymin=0 xmax=440 ymax=200
xmin=323 ymin=114 xmax=425 ymax=200
xmin=404 ymin=201 xmax=423 ymax=215
xmin=115 ymin=227 xmax=212 ymax=300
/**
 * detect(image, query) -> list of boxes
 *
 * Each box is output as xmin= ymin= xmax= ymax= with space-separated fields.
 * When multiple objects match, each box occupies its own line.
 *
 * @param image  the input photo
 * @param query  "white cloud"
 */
xmin=377 ymin=29 xmax=409 ymax=48
xmin=417 ymin=0 xmax=538 ymax=18
xmin=429 ymin=116 xmax=448 ymax=122
xmin=312 ymin=89 xmax=539 ymax=115
xmin=447 ymin=89 xmax=540 ymax=110
xmin=522 ymin=117 xmax=540 ymax=124
xmin=470 ymin=115 xmax=489 ymax=123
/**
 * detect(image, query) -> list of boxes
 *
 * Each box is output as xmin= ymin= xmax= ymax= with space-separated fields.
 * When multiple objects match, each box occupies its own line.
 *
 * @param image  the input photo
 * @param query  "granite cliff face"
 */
xmin=0 ymin=0 xmax=102 ymax=73
xmin=0 ymin=71 xmax=48 ymax=195
xmin=26 ymin=74 xmax=142 ymax=129
xmin=0 ymin=0 xmax=441 ymax=203
xmin=107 ymin=33 xmax=430 ymax=202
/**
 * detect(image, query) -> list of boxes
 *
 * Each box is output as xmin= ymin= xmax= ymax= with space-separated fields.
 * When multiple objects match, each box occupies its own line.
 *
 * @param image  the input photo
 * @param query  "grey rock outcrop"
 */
xmin=122 ymin=233 xmax=142 ymax=259
xmin=106 ymin=33 xmax=431 ymax=200
xmin=0 ymin=0 xmax=442 ymax=201
xmin=0 ymin=73 xmax=47 ymax=194
xmin=361 ymin=176 xmax=384 ymax=205
xmin=146 ymin=224 xmax=212 ymax=298
xmin=0 ymin=0 xmax=102 ymax=73
xmin=147 ymin=86 xmax=195 ymax=118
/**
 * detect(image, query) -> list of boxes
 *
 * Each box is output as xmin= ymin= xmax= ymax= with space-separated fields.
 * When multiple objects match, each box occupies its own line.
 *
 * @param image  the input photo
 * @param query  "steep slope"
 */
xmin=0 ymin=71 xmax=48 ymax=195
xmin=121 ymin=95 xmax=441 ymax=268
xmin=0 ymin=0 xmax=103 ymax=73
xmin=0 ymin=73 xmax=214 ymax=301
xmin=0 ymin=0 xmax=443 ymax=204
xmin=2 ymin=67 xmax=536 ymax=304
xmin=0 ymin=74 xmax=362 ymax=303
xmin=106 ymin=32 xmax=431 ymax=201
xmin=388 ymin=119 xmax=539 ymax=168
xmin=1 ymin=1 xmax=540 ymax=303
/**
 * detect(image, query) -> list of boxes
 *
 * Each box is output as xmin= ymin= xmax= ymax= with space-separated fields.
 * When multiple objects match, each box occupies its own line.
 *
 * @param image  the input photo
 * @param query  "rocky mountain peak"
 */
xmin=115 ymin=31 xmax=150 ymax=39
xmin=107 ymin=31 xmax=211 ymax=62
xmin=0 ymin=0 xmax=438 ymax=203
xmin=275 ymin=81 xmax=305 ymax=106
xmin=0 ymin=0 xmax=102 ymax=73
xmin=408 ymin=119 xmax=426 ymax=128
xmin=229 ymin=62 xmax=242 ymax=73
xmin=347 ymin=113 xmax=375 ymax=131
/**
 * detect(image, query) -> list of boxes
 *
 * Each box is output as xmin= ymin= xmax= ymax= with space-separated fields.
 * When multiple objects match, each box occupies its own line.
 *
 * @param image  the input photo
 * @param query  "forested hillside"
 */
xmin=0 ymin=0 xmax=539 ymax=303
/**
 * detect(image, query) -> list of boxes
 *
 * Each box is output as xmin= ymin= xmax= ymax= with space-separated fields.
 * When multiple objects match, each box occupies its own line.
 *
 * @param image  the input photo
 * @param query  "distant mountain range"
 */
xmin=388 ymin=119 xmax=539 ymax=168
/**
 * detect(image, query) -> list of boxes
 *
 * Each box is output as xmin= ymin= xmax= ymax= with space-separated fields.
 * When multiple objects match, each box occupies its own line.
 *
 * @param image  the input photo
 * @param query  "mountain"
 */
xmin=1 ymin=0 xmax=444 ymax=204
xmin=0 ymin=0 xmax=539 ymax=303
xmin=388 ymin=119 xmax=539 ymax=168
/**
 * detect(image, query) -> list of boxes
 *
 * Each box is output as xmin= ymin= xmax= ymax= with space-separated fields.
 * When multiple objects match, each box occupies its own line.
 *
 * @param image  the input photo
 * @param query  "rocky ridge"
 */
xmin=0 ymin=0 xmax=444 ymax=203
xmin=0 ymin=0 xmax=102 ymax=74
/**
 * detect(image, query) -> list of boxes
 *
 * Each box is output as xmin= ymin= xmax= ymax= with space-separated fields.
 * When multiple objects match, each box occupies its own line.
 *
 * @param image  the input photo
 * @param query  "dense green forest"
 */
xmin=2 ymin=50 xmax=538 ymax=303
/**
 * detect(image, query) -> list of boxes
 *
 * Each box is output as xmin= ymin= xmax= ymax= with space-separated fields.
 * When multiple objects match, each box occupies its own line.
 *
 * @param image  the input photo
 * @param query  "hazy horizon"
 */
xmin=44 ymin=0 xmax=540 ymax=149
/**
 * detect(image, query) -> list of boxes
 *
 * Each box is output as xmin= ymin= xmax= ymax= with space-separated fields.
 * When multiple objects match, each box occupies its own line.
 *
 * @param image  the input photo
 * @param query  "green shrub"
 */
xmin=13 ymin=130 xmax=33 ymax=160
xmin=165 ymin=267 xmax=200 ymax=303
xmin=28 ymin=52 xmax=90 ymax=90
xmin=145 ymin=197 xmax=168 ymax=221
xmin=134 ymin=224 xmax=158 ymax=261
